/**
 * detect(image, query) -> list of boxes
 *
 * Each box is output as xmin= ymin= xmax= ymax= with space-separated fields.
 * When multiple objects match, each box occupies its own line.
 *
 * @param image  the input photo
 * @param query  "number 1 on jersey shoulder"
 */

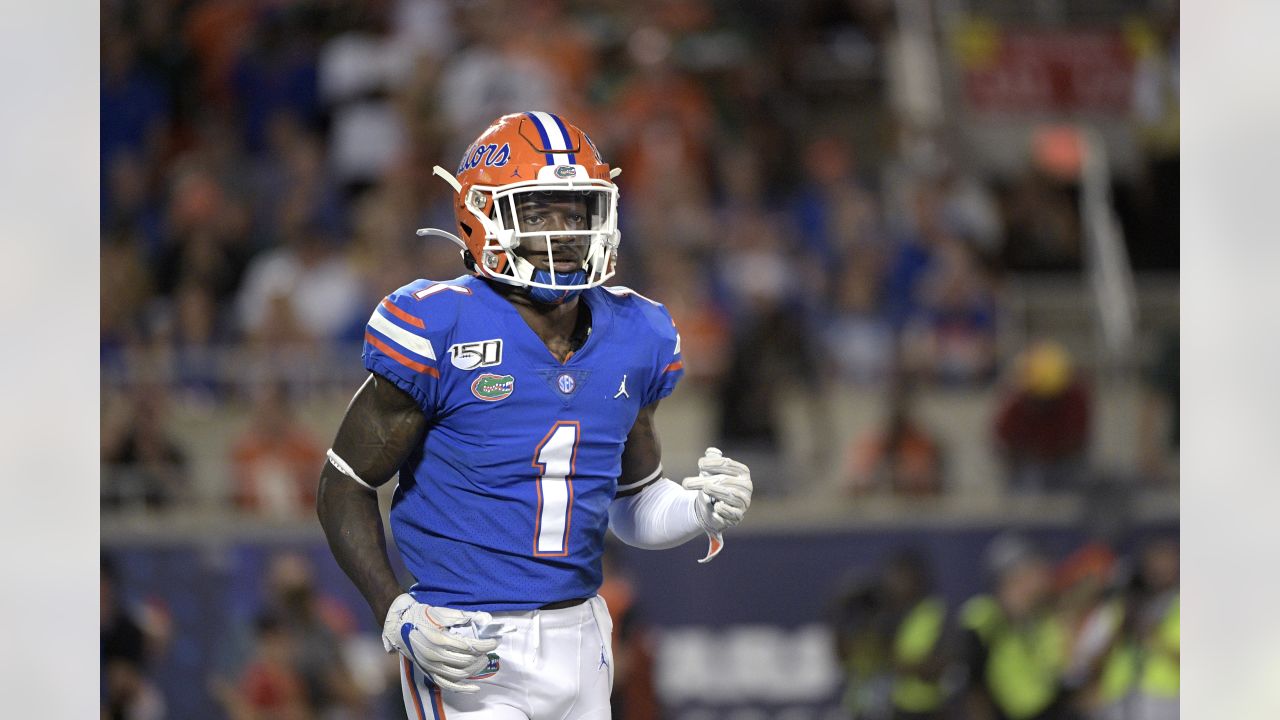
xmin=532 ymin=421 xmax=580 ymax=556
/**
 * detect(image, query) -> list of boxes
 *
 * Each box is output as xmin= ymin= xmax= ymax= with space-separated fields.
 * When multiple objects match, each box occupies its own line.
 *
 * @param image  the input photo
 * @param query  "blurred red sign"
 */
xmin=960 ymin=28 xmax=1136 ymax=114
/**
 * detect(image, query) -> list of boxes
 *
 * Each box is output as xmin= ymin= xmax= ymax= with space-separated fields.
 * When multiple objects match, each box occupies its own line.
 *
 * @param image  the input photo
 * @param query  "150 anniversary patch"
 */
xmin=449 ymin=338 xmax=503 ymax=370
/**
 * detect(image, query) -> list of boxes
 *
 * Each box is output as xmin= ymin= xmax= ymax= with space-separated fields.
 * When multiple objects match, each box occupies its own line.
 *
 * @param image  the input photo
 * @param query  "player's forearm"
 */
xmin=608 ymin=478 xmax=704 ymax=549
xmin=316 ymin=467 xmax=403 ymax=622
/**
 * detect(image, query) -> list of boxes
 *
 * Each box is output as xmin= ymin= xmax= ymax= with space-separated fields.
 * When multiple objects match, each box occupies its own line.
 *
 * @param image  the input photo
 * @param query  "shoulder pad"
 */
xmin=384 ymin=278 xmax=477 ymax=331
xmin=368 ymin=278 xmax=479 ymax=367
xmin=397 ymin=276 xmax=477 ymax=305
xmin=600 ymin=285 xmax=679 ymax=340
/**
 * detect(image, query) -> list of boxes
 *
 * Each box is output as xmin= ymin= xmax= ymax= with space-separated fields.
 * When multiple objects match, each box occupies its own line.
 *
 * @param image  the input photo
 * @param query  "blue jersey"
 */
xmin=361 ymin=275 xmax=684 ymax=610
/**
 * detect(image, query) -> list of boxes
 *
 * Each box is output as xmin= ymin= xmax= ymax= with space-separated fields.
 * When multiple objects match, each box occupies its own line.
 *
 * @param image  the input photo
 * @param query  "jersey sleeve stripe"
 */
xmin=369 ymin=310 xmax=438 ymax=360
xmin=381 ymin=297 xmax=425 ymax=328
xmin=366 ymin=332 xmax=441 ymax=378
xmin=663 ymin=360 xmax=684 ymax=373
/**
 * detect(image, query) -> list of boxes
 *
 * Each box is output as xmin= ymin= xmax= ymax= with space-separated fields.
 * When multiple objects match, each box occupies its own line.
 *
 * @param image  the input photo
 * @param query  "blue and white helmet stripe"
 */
xmin=546 ymin=113 xmax=578 ymax=165
xmin=524 ymin=111 xmax=577 ymax=166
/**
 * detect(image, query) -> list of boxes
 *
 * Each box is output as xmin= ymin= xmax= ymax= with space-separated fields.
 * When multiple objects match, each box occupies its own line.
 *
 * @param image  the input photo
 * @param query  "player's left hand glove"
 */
xmin=682 ymin=447 xmax=752 ymax=563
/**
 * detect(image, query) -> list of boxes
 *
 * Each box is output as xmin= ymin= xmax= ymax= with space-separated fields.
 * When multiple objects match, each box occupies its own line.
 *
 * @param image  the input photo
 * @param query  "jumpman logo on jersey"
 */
xmin=599 ymin=645 xmax=610 ymax=671
xmin=614 ymin=375 xmax=629 ymax=399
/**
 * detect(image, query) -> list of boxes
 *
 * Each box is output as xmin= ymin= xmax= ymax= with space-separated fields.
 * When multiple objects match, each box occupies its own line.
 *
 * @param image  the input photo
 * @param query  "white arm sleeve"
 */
xmin=608 ymin=478 xmax=705 ymax=550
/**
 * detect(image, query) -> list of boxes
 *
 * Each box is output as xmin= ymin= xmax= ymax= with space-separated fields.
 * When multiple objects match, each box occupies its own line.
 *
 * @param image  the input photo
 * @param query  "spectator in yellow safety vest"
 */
xmin=831 ymin=549 xmax=952 ymax=720
xmin=1087 ymin=536 xmax=1179 ymax=720
xmin=959 ymin=534 xmax=1070 ymax=720
xmin=881 ymin=550 xmax=950 ymax=720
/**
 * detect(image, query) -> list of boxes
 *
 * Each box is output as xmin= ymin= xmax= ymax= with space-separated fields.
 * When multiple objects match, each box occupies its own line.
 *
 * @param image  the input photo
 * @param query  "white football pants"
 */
xmin=400 ymin=595 xmax=615 ymax=720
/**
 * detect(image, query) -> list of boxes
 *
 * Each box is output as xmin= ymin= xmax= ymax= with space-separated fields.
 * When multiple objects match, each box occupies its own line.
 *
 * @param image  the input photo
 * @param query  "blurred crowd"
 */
xmin=102 ymin=534 xmax=1178 ymax=720
xmin=830 ymin=534 xmax=1179 ymax=720
xmin=102 ymin=546 xmax=662 ymax=720
xmin=102 ymin=555 xmax=171 ymax=720
xmin=100 ymin=0 xmax=1179 ymax=510
xmin=103 ymin=550 xmax=393 ymax=720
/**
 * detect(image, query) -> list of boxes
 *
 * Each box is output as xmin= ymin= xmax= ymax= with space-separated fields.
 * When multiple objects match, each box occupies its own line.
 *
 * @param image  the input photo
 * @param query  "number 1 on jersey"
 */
xmin=532 ymin=421 xmax=580 ymax=556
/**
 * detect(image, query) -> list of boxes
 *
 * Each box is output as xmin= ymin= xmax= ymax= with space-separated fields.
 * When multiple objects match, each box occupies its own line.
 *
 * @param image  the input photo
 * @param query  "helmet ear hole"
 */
xmin=459 ymin=221 xmax=474 ymax=238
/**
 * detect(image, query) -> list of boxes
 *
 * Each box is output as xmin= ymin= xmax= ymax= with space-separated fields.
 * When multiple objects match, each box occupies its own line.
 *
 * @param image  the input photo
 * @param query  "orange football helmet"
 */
xmin=419 ymin=112 xmax=620 ymax=299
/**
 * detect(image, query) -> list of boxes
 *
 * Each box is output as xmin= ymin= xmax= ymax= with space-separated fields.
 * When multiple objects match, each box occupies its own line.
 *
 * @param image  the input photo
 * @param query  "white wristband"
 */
xmin=326 ymin=449 xmax=377 ymax=491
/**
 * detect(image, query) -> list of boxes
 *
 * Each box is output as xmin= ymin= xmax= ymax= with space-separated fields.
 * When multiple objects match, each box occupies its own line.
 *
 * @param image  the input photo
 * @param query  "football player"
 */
xmin=316 ymin=111 xmax=753 ymax=719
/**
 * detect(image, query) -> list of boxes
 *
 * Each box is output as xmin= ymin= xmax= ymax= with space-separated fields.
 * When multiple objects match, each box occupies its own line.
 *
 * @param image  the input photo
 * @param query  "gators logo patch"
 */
xmin=471 ymin=373 xmax=515 ymax=402
xmin=469 ymin=653 xmax=501 ymax=680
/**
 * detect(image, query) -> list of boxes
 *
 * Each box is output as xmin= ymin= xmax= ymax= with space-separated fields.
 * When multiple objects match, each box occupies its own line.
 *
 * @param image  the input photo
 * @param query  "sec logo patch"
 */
xmin=557 ymin=373 xmax=576 ymax=394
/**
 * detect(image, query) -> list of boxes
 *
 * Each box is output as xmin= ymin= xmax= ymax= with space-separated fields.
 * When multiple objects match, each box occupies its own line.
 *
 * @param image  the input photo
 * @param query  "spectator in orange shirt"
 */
xmin=230 ymin=383 xmax=322 ymax=516
xmin=846 ymin=381 xmax=944 ymax=496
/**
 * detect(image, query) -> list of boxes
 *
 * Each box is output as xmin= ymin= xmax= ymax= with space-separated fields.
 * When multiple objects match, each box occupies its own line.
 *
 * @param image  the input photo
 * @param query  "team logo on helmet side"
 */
xmin=583 ymin=133 xmax=604 ymax=163
xmin=457 ymin=143 xmax=511 ymax=174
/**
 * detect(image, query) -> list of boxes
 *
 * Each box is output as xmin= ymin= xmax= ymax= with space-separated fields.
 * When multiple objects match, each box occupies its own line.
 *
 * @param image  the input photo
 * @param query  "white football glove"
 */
xmin=382 ymin=593 xmax=500 ymax=693
xmin=682 ymin=448 xmax=752 ymax=563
